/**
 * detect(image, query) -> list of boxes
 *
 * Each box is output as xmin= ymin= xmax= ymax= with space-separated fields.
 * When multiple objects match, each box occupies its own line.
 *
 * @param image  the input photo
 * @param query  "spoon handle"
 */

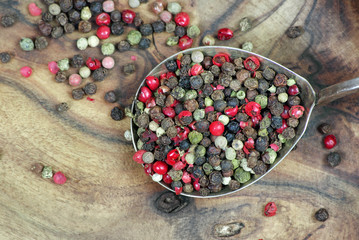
xmin=316 ymin=78 xmax=359 ymax=105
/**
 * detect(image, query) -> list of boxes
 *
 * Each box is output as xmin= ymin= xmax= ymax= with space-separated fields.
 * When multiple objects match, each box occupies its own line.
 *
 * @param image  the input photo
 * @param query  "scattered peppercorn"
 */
xmin=315 ymin=208 xmax=329 ymax=222
xmin=139 ymin=38 xmax=151 ymax=49
xmin=111 ymin=107 xmax=125 ymax=121
xmin=83 ymin=83 xmax=97 ymax=95
xmin=118 ymin=40 xmax=131 ymax=52
xmin=286 ymin=26 xmax=304 ymax=38
xmin=318 ymin=123 xmax=332 ymax=135
xmin=104 ymin=90 xmax=117 ymax=103
xmin=92 ymin=67 xmax=108 ymax=81
xmin=56 ymin=102 xmax=69 ymax=112
xmin=123 ymin=63 xmax=136 ymax=75
xmin=0 ymin=52 xmax=11 ymax=63
xmin=34 ymin=36 xmax=48 ymax=50
xmin=72 ymin=88 xmax=85 ymax=100
xmin=327 ymin=152 xmax=341 ymax=167
xmin=1 ymin=14 xmax=17 ymax=27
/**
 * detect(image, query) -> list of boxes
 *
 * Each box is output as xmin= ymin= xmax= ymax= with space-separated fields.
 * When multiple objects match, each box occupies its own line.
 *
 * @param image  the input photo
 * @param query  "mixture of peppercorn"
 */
xmin=132 ymin=50 xmax=305 ymax=196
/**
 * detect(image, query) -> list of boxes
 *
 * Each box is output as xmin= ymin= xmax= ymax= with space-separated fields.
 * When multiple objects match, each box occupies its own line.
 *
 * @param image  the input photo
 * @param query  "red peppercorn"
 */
xmin=146 ymin=76 xmax=160 ymax=91
xmin=324 ymin=134 xmax=337 ymax=149
xmin=209 ymin=121 xmax=225 ymax=136
xmin=174 ymin=12 xmax=190 ymax=27
xmin=153 ymin=161 xmax=168 ymax=175
xmin=178 ymin=110 xmax=192 ymax=120
xmin=281 ymin=105 xmax=290 ymax=119
xmin=190 ymin=63 xmax=203 ymax=76
xmin=251 ymin=114 xmax=262 ymax=126
xmin=97 ymin=25 xmax=111 ymax=39
xmin=188 ymin=121 xmax=196 ymax=130
xmin=86 ymin=57 xmax=101 ymax=70
xmin=224 ymin=105 xmax=238 ymax=117
xmin=163 ymin=173 xmax=173 ymax=184
xmin=178 ymin=127 xmax=190 ymax=140
xmin=20 ymin=66 xmax=32 ymax=78
xmin=175 ymin=186 xmax=183 ymax=195
xmin=53 ymin=171 xmax=67 ymax=185
xmin=178 ymin=35 xmax=193 ymax=50
xmin=245 ymin=102 xmax=262 ymax=117
xmin=288 ymin=85 xmax=300 ymax=96
xmin=240 ymin=121 xmax=249 ymax=129
xmin=133 ymin=150 xmax=146 ymax=164
xmin=146 ymin=97 xmax=156 ymax=108
xmin=212 ymin=53 xmax=230 ymax=67
xmin=193 ymin=180 xmax=200 ymax=191
xmin=138 ymin=86 xmax=153 ymax=103
xmin=264 ymin=202 xmax=277 ymax=217
xmin=48 ymin=61 xmax=59 ymax=74
xmin=182 ymin=171 xmax=192 ymax=183
xmin=166 ymin=149 xmax=180 ymax=166
xmin=162 ymin=107 xmax=176 ymax=118
xmin=173 ymin=161 xmax=186 ymax=171
xmin=244 ymin=138 xmax=255 ymax=149
xmin=276 ymin=119 xmax=288 ymax=134
xmin=96 ymin=12 xmax=111 ymax=26
xmin=289 ymin=105 xmax=305 ymax=119
xmin=269 ymin=143 xmax=280 ymax=152
xmin=243 ymin=56 xmax=260 ymax=71
xmin=217 ymin=28 xmax=234 ymax=40
xmin=205 ymin=106 xmax=215 ymax=113
xmin=28 ymin=3 xmax=42 ymax=16
xmin=122 ymin=9 xmax=136 ymax=24
xmin=144 ymin=163 xmax=153 ymax=175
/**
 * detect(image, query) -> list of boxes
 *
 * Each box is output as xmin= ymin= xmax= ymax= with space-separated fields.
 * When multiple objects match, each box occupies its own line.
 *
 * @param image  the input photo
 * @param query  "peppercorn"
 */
xmin=51 ymin=26 xmax=64 ymax=38
xmin=72 ymin=88 xmax=85 ymax=100
xmin=123 ymin=63 xmax=136 ymax=75
xmin=152 ymin=20 xmax=166 ymax=33
xmin=212 ymin=100 xmax=226 ymax=112
xmin=133 ymin=14 xmax=143 ymax=27
xmin=38 ymin=21 xmax=52 ymax=36
xmin=104 ymin=91 xmax=117 ymax=103
xmin=166 ymin=21 xmax=176 ymax=33
xmin=55 ymin=13 xmax=68 ymax=26
xmin=42 ymin=166 xmax=53 ymax=178
xmin=108 ymin=10 xmax=120 ymax=22
xmin=239 ymin=17 xmax=252 ymax=31
xmin=54 ymin=71 xmax=67 ymax=83
xmin=187 ymin=25 xmax=200 ymax=39
xmin=19 ymin=38 xmax=34 ymax=52
xmin=327 ymin=152 xmax=341 ymax=167
xmin=318 ymin=123 xmax=332 ymax=134
xmin=0 ymin=52 xmax=11 ymax=63
xmin=70 ymin=54 xmax=83 ymax=68
xmin=286 ymin=26 xmax=304 ymax=38
xmin=83 ymin=83 xmax=97 ymax=95
xmin=241 ymin=41 xmax=253 ymax=52
xmin=110 ymin=22 xmax=124 ymax=35
xmin=56 ymin=102 xmax=69 ymax=112
xmin=136 ymin=38 xmax=150 ymax=50
xmin=42 ymin=12 xmax=53 ymax=22
xmin=92 ymin=67 xmax=108 ymax=81
xmin=64 ymin=23 xmax=75 ymax=33
xmin=287 ymin=118 xmax=299 ymax=128
xmin=269 ymin=101 xmax=284 ymax=116
xmin=127 ymin=30 xmax=142 ymax=45
xmin=90 ymin=1 xmax=102 ymax=14
xmin=34 ymin=36 xmax=48 ymax=50
xmin=174 ymin=25 xmax=186 ymax=37
xmin=199 ymin=187 xmax=210 ymax=196
xmin=287 ymin=95 xmax=301 ymax=106
xmin=111 ymin=107 xmax=125 ymax=121
xmin=1 ymin=14 xmax=17 ymax=27
xmin=315 ymin=208 xmax=329 ymax=222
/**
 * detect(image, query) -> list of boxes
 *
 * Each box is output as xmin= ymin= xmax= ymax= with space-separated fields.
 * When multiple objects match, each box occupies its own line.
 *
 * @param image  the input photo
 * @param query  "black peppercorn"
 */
xmin=51 ymin=26 xmax=64 ymax=38
xmin=227 ymin=98 xmax=239 ymax=107
xmin=91 ymin=67 xmax=107 ymax=81
xmin=213 ymin=100 xmax=226 ymax=112
xmin=43 ymin=0 xmax=55 ymax=5
xmin=229 ymin=180 xmax=241 ymax=190
xmin=252 ymin=160 xmax=267 ymax=175
xmin=111 ymin=10 xmax=122 ymax=22
xmin=38 ymin=21 xmax=52 ymax=36
xmin=90 ymin=1 xmax=102 ymax=14
xmin=34 ymin=36 xmax=48 ymax=50
xmin=68 ymin=9 xmax=81 ymax=23
xmin=221 ymin=160 xmax=233 ymax=171
xmin=152 ymin=20 xmax=165 ymax=33
xmin=104 ymin=91 xmax=117 ymax=103
xmin=174 ymin=25 xmax=186 ymax=37
xmin=139 ymin=38 xmax=151 ymax=49
xmin=210 ymin=65 xmax=220 ymax=76
xmin=42 ymin=12 xmax=54 ymax=22
xmin=111 ymin=107 xmax=125 ymax=121
xmin=227 ymin=121 xmax=240 ymax=134
xmin=71 ymin=54 xmax=84 ymax=68
xmin=56 ymin=102 xmax=69 ymax=112
xmin=171 ymin=181 xmax=183 ymax=190
xmin=78 ymin=20 xmax=92 ymax=33
xmin=55 ymin=71 xmax=67 ymax=83
xmin=64 ymin=23 xmax=75 ymax=33
xmin=161 ymin=118 xmax=174 ymax=130
xmin=134 ymin=14 xmax=143 ymax=27
xmin=314 ymin=208 xmax=329 ymax=222
xmin=178 ymin=76 xmax=191 ymax=89
xmin=190 ymin=76 xmax=203 ymax=90
xmin=258 ymin=79 xmax=270 ymax=93
xmin=327 ymin=152 xmax=341 ymax=167
xmin=139 ymin=24 xmax=153 ymax=36
xmin=165 ymin=60 xmax=178 ymax=72
xmin=209 ymin=171 xmax=223 ymax=185
xmin=225 ymin=132 xmax=235 ymax=143
xmin=192 ymin=166 xmax=205 ymax=179
xmin=262 ymin=67 xmax=275 ymax=80
xmin=194 ymin=156 xmax=206 ymax=166
xmin=72 ymin=88 xmax=85 ymax=100
xmin=199 ymin=188 xmax=210 ymax=196
xmin=318 ymin=123 xmax=332 ymax=135
xmin=83 ymin=82 xmax=97 ymax=95
xmin=1 ymin=14 xmax=17 ymax=28
xmin=56 ymin=13 xmax=68 ymax=26
xmin=59 ymin=0 xmax=73 ymax=13
xmin=208 ymin=155 xmax=221 ymax=167
xmin=111 ymin=22 xmax=124 ymax=35
xmin=123 ymin=63 xmax=136 ymax=75
xmin=255 ymin=137 xmax=269 ymax=152
xmin=117 ymin=40 xmax=131 ymax=52
xmin=137 ymin=114 xmax=149 ymax=128
xmin=0 ymin=52 xmax=11 ymax=63
xmin=73 ymin=0 xmax=86 ymax=10
xmin=158 ymin=135 xmax=171 ymax=145
xmin=286 ymin=26 xmax=304 ymax=38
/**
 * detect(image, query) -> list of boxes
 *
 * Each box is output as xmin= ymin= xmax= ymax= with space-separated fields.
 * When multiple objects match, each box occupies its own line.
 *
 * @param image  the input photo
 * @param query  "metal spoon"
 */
xmin=131 ymin=46 xmax=359 ymax=198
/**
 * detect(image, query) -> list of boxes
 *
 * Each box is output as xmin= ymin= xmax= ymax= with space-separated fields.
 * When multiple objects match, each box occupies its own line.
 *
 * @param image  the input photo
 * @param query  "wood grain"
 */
xmin=0 ymin=0 xmax=358 ymax=239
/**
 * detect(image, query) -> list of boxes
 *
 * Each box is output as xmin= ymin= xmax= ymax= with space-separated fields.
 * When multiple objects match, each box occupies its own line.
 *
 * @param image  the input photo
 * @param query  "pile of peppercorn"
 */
xmin=131 ymin=50 xmax=305 ymax=196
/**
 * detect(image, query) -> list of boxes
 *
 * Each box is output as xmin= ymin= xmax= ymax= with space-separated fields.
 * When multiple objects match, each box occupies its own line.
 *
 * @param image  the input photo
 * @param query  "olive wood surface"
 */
xmin=0 ymin=0 xmax=358 ymax=239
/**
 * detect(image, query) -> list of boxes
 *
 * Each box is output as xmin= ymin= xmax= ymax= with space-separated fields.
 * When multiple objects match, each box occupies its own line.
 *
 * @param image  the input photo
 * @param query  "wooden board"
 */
xmin=0 ymin=0 xmax=358 ymax=239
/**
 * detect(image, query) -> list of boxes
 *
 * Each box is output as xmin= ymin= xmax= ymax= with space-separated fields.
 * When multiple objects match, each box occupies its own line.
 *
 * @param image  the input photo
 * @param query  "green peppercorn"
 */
xmin=57 ymin=58 xmax=70 ymax=71
xmin=81 ymin=6 xmax=92 ymax=21
xmin=278 ymin=92 xmax=289 ymax=103
xmin=101 ymin=42 xmax=115 ymax=55
xmin=127 ymin=30 xmax=142 ymax=45
xmin=137 ymin=139 xmax=144 ymax=149
xmin=185 ymin=153 xmax=195 ymax=164
xmin=42 ymin=166 xmax=53 ymax=178
xmin=278 ymin=134 xmax=286 ymax=143
xmin=268 ymin=85 xmax=276 ymax=93
xmin=166 ymin=21 xmax=176 ymax=33
xmin=204 ymin=97 xmax=213 ymax=106
xmin=258 ymin=128 xmax=268 ymax=137
xmin=255 ymin=95 xmax=268 ymax=108
xmin=241 ymin=41 xmax=253 ymax=52
xmin=240 ymin=158 xmax=255 ymax=173
xmin=287 ymin=78 xmax=296 ymax=86
xmin=234 ymin=168 xmax=251 ymax=183
xmin=77 ymin=37 xmax=88 ymax=50
xmin=168 ymin=168 xmax=183 ymax=181
xmin=202 ymin=34 xmax=216 ymax=46
xmin=195 ymin=145 xmax=206 ymax=157
xmin=265 ymin=148 xmax=277 ymax=164
xmin=19 ymin=38 xmax=34 ymax=51
xmin=188 ymin=131 xmax=203 ymax=145
xmin=236 ymin=90 xmax=246 ymax=100
xmin=166 ymin=36 xmax=179 ymax=46
xmin=185 ymin=90 xmax=198 ymax=100
xmin=187 ymin=25 xmax=201 ymax=39
xmin=171 ymin=86 xmax=186 ymax=100
xmin=167 ymin=2 xmax=182 ymax=14
xmin=225 ymin=147 xmax=236 ymax=160
xmin=203 ymin=162 xmax=213 ymax=175
xmin=231 ymin=159 xmax=240 ymax=170
xmin=193 ymin=109 xmax=205 ymax=121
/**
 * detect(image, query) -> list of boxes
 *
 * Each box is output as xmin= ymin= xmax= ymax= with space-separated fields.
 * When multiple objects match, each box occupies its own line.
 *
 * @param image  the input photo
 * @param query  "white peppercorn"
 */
xmin=215 ymin=136 xmax=227 ymax=150
xmin=191 ymin=50 xmax=204 ymax=63
xmin=79 ymin=66 xmax=91 ymax=78
xmin=88 ymin=35 xmax=100 ymax=47
xmin=232 ymin=139 xmax=243 ymax=150
xmin=218 ymin=115 xmax=230 ymax=125
xmin=81 ymin=6 xmax=92 ymax=21
xmin=149 ymin=121 xmax=159 ymax=131
xmin=77 ymin=37 xmax=88 ymax=50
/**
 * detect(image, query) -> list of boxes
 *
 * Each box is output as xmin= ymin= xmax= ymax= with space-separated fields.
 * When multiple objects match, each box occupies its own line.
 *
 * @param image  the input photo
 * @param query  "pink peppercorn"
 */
xmin=69 ymin=74 xmax=82 ymax=86
xmin=48 ymin=61 xmax=59 ymax=74
xmin=160 ymin=10 xmax=172 ymax=23
xmin=102 ymin=56 xmax=115 ymax=69
xmin=28 ymin=3 xmax=42 ymax=16
xmin=53 ymin=171 xmax=67 ymax=185
xmin=103 ymin=0 xmax=115 ymax=12
xmin=20 ymin=66 xmax=32 ymax=77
